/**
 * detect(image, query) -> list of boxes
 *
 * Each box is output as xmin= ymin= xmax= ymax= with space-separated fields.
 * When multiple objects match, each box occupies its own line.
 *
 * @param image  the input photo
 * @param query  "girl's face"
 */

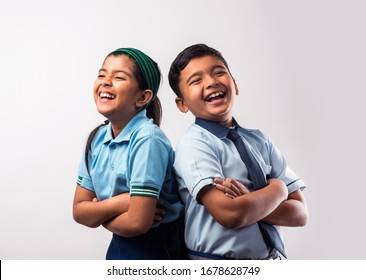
xmin=176 ymin=55 xmax=238 ymax=127
xmin=94 ymin=55 xmax=143 ymax=125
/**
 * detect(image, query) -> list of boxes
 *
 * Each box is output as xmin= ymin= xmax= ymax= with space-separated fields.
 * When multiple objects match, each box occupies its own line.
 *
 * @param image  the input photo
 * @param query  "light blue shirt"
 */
xmin=77 ymin=110 xmax=183 ymax=226
xmin=174 ymin=117 xmax=306 ymax=259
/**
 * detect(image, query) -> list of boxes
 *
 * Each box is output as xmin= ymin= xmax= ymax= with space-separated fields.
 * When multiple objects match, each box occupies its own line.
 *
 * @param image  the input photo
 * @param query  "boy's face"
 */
xmin=175 ymin=55 xmax=238 ymax=127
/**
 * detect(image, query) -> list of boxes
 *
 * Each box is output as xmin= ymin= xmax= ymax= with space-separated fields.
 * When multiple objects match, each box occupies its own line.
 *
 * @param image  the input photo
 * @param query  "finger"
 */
xmin=155 ymin=207 xmax=165 ymax=216
xmin=225 ymin=193 xmax=236 ymax=200
xmin=225 ymin=178 xmax=248 ymax=195
xmin=154 ymin=215 xmax=162 ymax=222
xmin=221 ymin=179 xmax=242 ymax=196
xmin=156 ymin=199 xmax=165 ymax=209
xmin=215 ymin=183 xmax=237 ymax=197
xmin=214 ymin=178 xmax=224 ymax=184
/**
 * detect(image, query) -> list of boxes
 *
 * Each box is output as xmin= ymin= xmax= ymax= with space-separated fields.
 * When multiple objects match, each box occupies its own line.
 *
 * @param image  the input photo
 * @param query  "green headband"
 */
xmin=110 ymin=48 xmax=160 ymax=103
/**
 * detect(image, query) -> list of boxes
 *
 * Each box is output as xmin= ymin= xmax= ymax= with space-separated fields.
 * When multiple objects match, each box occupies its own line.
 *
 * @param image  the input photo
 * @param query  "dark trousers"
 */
xmin=106 ymin=218 xmax=187 ymax=260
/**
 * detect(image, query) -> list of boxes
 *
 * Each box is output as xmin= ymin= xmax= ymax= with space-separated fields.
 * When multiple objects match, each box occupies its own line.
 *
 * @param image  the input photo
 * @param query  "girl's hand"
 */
xmin=214 ymin=177 xmax=249 ymax=199
xmin=154 ymin=199 xmax=165 ymax=222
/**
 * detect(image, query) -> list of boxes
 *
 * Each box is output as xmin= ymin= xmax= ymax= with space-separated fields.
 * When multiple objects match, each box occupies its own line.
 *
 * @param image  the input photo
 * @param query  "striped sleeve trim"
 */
xmin=130 ymin=186 xmax=159 ymax=198
xmin=76 ymin=176 xmax=83 ymax=186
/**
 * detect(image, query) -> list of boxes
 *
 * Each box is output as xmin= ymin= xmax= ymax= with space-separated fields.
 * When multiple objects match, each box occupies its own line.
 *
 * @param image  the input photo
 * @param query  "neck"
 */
xmin=109 ymin=118 xmax=131 ymax=138
xmin=218 ymin=116 xmax=234 ymax=128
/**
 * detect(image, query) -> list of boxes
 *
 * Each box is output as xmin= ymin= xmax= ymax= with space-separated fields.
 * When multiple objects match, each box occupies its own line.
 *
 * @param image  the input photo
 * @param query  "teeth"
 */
xmin=207 ymin=92 xmax=224 ymax=100
xmin=99 ymin=92 xmax=115 ymax=99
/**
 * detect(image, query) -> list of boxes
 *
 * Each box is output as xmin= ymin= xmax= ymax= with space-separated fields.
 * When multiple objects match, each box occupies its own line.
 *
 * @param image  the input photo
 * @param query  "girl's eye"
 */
xmin=115 ymin=76 xmax=125 ymax=80
xmin=97 ymin=74 xmax=105 ymax=78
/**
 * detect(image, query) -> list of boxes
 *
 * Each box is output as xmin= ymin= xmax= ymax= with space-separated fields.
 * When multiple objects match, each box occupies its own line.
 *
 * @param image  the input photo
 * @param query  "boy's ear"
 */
xmin=136 ymin=89 xmax=153 ymax=108
xmin=175 ymin=97 xmax=189 ymax=113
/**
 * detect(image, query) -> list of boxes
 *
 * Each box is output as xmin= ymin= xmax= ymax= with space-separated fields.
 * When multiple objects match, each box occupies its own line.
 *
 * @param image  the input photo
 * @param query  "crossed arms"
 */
xmin=199 ymin=177 xmax=308 ymax=229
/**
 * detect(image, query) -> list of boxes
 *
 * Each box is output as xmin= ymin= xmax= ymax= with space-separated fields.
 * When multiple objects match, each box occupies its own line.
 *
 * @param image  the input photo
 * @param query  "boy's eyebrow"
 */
xmin=185 ymin=64 xmax=227 ymax=85
xmin=186 ymin=71 xmax=202 ymax=85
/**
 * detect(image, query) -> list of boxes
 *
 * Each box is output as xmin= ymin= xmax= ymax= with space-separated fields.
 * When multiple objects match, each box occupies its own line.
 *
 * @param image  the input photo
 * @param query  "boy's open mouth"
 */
xmin=206 ymin=91 xmax=226 ymax=102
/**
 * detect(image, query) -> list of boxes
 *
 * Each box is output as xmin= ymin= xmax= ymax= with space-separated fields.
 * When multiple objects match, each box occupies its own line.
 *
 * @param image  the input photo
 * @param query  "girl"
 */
xmin=73 ymin=48 xmax=185 ymax=260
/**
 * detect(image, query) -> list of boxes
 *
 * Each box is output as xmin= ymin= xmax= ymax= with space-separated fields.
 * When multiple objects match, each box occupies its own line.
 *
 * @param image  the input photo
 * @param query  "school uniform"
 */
xmin=77 ymin=109 xmax=185 ymax=259
xmin=174 ymin=117 xmax=305 ymax=260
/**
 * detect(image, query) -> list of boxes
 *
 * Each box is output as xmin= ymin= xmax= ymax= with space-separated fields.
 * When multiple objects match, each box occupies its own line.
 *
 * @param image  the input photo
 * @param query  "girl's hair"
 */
xmin=84 ymin=49 xmax=162 ymax=172
xmin=168 ymin=43 xmax=231 ymax=98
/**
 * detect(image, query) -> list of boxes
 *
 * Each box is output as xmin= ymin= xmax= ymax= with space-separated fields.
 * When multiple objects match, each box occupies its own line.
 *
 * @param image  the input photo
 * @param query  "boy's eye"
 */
xmin=214 ymin=71 xmax=226 ymax=76
xmin=189 ymin=78 xmax=201 ymax=85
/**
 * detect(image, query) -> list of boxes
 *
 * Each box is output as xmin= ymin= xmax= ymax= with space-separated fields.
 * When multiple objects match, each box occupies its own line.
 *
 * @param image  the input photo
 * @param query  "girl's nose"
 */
xmin=101 ymin=76 xmax=112 ymax=86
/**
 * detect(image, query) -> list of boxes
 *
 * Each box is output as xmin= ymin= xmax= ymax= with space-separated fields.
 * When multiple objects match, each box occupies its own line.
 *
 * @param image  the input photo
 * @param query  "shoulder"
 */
xmin=238 ymin=126 xmax=272 ymax=147
xmin=177 ymin=124 xmax=218 ymax=145
xmin=175 ymin=124 xmax=221 ymax=157
xmin=132 ymin=119 xmax=172 ymax=149
xmin=89 ymin=123 xmax=109 ymax=149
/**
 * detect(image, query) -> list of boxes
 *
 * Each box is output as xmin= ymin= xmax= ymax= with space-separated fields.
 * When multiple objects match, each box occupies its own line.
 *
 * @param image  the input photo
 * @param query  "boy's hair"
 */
xmin=168 ymin=43 xmax=231 ymax=98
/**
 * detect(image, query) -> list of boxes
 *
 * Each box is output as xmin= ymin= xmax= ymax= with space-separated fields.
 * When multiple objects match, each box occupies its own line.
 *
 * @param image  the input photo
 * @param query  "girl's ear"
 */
xmin=233 ymin=79 xmax=239 ymax=95
xmin=175 ymin=97 xmax=189 ymax=113
xmin=136 ymin=89 xmax=153 ymax=108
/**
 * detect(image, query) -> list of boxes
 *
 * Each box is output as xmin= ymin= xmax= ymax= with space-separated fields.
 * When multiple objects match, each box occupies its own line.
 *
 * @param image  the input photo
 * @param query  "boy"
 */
xmin=168 ymin=44 xmax=308 ymax=260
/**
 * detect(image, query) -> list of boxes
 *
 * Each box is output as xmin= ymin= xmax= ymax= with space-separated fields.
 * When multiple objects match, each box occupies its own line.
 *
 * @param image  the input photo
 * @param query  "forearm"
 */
xmin=200 ymin=179 xmax=288 ymax=229
xmin=103 ymin=196 xmax=156 ymax=237
xmin=73 ymin=198 xmax=127 ymax=228
xmin=262 ymin=189 xmax=308 ymax=227
xmin=230 ymin=180 xmax=288 ymax=228
xmin=73 ymin=186 xmax=130 ymax=228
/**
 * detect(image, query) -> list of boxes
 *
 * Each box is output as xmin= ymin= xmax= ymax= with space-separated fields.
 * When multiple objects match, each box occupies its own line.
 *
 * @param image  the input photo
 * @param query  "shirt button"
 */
xmin=111 ymin=164 xmax=114 ymax=170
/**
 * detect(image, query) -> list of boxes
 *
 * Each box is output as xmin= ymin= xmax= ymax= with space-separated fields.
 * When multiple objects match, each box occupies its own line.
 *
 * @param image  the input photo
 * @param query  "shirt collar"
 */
xmin=103 ymin=109 xmax=148 ymax=144
xmin=195 ymin=117 xmax=241 ymax=139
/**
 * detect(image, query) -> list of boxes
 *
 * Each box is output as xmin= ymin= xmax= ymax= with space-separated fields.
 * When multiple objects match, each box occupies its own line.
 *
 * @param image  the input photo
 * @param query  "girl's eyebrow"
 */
xmin=98 ymin=68 xmax=132 ymax=76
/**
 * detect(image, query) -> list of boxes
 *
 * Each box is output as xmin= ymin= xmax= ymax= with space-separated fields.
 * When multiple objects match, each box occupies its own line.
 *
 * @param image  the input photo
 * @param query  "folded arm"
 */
xmin=199 ymin=178 xmax=288 ymax=229
xmin=262 ymin=188 xmax=308 ymax=227
xmin=102 ymin=195 xmax=157 ymax=237
xmin=72 ymin=185 xmax=130 ymax=228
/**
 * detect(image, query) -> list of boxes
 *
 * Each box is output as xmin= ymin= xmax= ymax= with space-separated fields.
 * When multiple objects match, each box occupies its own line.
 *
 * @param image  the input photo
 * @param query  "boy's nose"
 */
xmin=206 ymin=78 xmax=220 ymax=88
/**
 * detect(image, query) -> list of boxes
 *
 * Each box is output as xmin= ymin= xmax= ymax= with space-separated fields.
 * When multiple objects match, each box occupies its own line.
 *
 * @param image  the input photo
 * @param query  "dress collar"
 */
xmin=103 ymin=109 xmax=148 ymax=144
xmin=195 ymin=117 xmax=241 ymax=139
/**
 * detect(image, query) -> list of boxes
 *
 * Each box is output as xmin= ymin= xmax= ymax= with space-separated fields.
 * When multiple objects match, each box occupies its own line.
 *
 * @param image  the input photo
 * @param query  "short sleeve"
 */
xmin=174 ymin=132 xmax=223 ymax=199
xmin=76 ymin=151 xmax=94 ymax=192
xmin=128 ymin=136 xmax=171 ymax=198
xmin=265 ymin=134 xmax=306 ymax=193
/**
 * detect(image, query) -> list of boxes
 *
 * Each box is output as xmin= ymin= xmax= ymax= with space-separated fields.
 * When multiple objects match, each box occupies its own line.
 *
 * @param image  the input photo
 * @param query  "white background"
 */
xmin=0 ymin=0 xmax=365 ymax=260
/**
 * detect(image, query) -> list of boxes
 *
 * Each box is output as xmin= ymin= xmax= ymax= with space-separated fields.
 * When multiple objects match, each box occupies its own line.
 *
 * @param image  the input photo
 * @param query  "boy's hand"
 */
xmin=214 ymin=178 xmax=250 ymax=199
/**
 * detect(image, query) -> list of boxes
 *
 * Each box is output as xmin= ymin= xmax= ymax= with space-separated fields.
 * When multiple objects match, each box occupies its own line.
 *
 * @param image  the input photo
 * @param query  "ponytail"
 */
xmin=84 ymin=120 xmax=109 ymax=174
xmin=146 ymin=97 xmax=162 ymax=127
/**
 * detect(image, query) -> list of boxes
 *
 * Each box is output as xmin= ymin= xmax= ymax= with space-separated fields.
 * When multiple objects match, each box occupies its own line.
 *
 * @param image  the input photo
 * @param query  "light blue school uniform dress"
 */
xmin=77 ymin=110 xmax=185 ymax=259
xmin=174 ymin=117 xmax=305 ymax=260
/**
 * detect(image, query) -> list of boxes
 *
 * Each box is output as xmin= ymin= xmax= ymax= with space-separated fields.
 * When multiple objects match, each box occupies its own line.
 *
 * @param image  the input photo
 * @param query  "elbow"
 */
xmin=297 ymin=211 xmax=309 ymax=227
xmin=73 ymin=210 xmax=99 ymax=228
xmin=290 ymin=208 xmax=309 ymax=227
xmin=119 ymin=220 xmax=152 ymax=237
xmin=128 ymin=224 xmax=150 ymax=236
xmin=216 ymin=210 xmax=251 ymax=229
